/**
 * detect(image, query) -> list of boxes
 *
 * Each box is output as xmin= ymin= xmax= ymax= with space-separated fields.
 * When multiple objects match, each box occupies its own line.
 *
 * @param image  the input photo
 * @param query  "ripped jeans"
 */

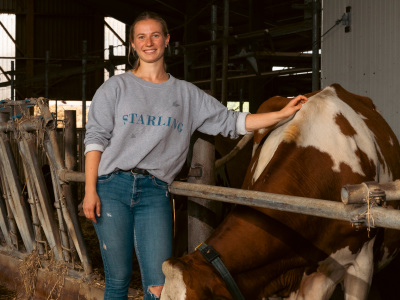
xmin=93 ymin=170 xmax=173 ymax=300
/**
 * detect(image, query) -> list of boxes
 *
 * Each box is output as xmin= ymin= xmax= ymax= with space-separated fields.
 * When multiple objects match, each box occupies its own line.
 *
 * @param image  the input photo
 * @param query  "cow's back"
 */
xmin=241 ymin=84 xmax=400 ymax=298
xmin=245 ymin=84 xmax=400 ymax=197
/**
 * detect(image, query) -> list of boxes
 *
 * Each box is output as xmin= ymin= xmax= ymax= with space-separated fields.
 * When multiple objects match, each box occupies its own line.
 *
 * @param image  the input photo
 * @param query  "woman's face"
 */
xmin=131 ymin=19 xmax=170 ymax=66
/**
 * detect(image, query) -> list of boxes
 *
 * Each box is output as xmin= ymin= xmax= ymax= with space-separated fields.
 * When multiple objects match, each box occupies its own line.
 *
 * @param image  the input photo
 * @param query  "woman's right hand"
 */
xmin=83 ymin=150 xmax=102 ymax=223
xmin=83 ymin=191 xmax=101 ymax=223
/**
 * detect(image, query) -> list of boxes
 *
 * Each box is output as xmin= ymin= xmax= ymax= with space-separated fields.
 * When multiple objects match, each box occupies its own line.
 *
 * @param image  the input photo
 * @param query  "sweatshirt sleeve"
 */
xmin=84 ymin=81 xmax=117 ymax=155
xmin=193 ymin=91 xmax=251 ymax=138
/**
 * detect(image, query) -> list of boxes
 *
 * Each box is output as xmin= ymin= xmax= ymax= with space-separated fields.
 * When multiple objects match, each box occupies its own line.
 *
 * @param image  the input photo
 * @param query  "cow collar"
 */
xmin=196 ymin=243 xmax=245 ymax=300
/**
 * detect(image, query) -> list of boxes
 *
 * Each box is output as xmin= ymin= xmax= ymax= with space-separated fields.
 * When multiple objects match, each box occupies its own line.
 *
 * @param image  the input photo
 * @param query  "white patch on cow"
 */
xmin=252 ymin=86 xmax=390 ymax=183
xmin=252 ymin=129 xmax=267 ymax=156
xmin=354 ymin=111 xmax=392 ymax=182
xmin=258 ymin=128 xmax=268 ymax=135
xmin=289 ymin=247 xmax=356 ymax=300
xmin=344 ymin=237 xmax=375 ymax=300
xmin=374 ymin=142 xmax=392 ymax=183
xmin=252 ymin=123 xmax=288 ymax=184
xmin=250 ymin=160 xmax=257 ymax=173
xmin=288 ymin=238 xmax=376 ymax=300
xmin=357 ymin=112 xmax=367 ymax=120
xmin=389 ymin=136 xmax=394 ymax=146
xmin=160 ymin=261 xmax=187 ymax=300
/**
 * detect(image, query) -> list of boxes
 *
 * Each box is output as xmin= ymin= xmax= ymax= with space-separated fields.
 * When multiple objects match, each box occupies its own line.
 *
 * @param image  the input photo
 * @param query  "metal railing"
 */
xmin=0 ymin=98 xmax=91 ymax=275
xmin=59 ymin=170 xmax=400 ymax=231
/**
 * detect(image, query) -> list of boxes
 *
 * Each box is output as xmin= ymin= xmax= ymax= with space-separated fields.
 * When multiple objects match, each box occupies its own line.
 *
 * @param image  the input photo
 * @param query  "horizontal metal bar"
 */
xmin=0 ymin=119 xmax=43 ymax=133
xmin=169 ymin=181 xmax=400 ymax=230
xmin=190 ymin=68 xmax=312 ymax=85
xmin=60 ymin=172 xmax=400 ymax=230
xmin=0 ymin=99 xmax=37 ymax=105
xmin=58 ymin=170 xmax=85 ymax=183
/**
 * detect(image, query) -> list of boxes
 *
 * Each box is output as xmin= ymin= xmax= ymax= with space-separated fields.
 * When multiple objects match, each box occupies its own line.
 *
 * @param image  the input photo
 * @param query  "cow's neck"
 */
xmin=205 ymin=206 xmax=282 ymax=273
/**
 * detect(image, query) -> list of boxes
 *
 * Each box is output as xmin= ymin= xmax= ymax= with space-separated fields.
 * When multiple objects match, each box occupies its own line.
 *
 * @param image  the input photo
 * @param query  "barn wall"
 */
xmin=1 ymin=0 xmax=105 ymax=100
xmin=321 ymin=0 xmax=400 ymax=139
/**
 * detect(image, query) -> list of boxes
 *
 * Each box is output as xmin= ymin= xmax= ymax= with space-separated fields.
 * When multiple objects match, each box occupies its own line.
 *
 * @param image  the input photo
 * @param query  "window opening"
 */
xmin=0 ymin=13 xmax=16 ymax=100
xmin=104 ymin=17 xmax=126 ymax=80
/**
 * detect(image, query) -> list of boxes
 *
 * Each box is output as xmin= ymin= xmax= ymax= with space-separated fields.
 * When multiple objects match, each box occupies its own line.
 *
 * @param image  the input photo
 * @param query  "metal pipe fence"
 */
xmin=60 ymin=170 xmax=400 ymax=231
xmin=0 ymin=98 xmax=91 ymax=276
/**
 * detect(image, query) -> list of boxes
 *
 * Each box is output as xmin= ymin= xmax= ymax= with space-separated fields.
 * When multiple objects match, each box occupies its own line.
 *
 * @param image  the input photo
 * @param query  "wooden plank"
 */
xmin=0 ymin=133 xmax=34 ymax=252
xmin=17 ymin=132 xmax=63 ymax=260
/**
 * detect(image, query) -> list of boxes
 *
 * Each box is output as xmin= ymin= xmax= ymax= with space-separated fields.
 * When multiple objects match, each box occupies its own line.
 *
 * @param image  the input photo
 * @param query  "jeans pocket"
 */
xmin=151 ymin=176 xmax=168 ymax=189
xmin=97 ymin=172 xmax=115 ymax=183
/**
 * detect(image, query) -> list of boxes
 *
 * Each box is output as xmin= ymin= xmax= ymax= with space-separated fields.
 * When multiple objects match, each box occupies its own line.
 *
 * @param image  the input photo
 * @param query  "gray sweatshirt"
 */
xmin=84 ymin=71 xmax=249 ymax=184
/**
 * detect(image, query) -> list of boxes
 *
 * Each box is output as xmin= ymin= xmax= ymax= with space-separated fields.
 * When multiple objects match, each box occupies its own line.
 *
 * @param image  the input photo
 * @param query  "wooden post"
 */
xmin=64 ymin=110 xmax=78 ymax=207
xmin=187 ymin=134 xmax=221 ymax=252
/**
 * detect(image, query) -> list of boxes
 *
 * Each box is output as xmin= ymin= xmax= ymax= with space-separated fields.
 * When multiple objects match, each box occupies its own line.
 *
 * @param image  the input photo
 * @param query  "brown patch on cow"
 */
xmin=355 ymin=148 xmax=377 ymax=179
xmin=234 ymin=256 xmax=305 ymax=299
xmin=335 ymin=113 xmax=357 ymax=137
xmin=332 ymin=83 xmax=400 ymax=179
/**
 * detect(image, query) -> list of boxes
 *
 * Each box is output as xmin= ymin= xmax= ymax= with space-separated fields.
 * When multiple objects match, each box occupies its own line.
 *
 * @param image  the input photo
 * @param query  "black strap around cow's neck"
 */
xmin=196 ymin=243 xmax=245 ymax=300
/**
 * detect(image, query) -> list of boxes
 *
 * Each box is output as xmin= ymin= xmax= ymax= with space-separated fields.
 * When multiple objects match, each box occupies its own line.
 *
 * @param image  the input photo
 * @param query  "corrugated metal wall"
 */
xmin=1 ymin=0 xmax=105 ymax=100
xmin=0 ymin=0 xmax=17 ymax=12
xmin=321 ymin=0 xmax=400 ymax=139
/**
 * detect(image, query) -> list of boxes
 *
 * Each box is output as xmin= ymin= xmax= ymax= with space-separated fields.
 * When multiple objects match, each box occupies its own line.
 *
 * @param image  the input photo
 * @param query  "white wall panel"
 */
xmin=321 ymin=0 xmax=400 ymax=139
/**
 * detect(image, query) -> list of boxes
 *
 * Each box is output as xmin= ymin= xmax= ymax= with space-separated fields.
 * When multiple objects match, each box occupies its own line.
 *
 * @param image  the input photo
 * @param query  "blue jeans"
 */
xmin=93 ymin=170 xmax=172 ymax=300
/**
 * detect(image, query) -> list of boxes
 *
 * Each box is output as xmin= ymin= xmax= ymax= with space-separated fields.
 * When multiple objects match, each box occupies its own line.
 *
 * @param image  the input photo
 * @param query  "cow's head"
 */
xmin=161 ymin=254 xmax=233 ymax=300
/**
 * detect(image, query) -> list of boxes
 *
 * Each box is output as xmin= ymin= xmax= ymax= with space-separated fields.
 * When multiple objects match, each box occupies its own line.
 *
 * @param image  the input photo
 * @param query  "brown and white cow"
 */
xmin=161 ymin=84 xmax=400 ymax=300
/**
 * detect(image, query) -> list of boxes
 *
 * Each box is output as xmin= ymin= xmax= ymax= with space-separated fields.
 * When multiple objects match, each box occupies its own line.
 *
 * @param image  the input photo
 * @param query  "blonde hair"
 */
xmin=128 ymin=11 xmax=170 ymax=71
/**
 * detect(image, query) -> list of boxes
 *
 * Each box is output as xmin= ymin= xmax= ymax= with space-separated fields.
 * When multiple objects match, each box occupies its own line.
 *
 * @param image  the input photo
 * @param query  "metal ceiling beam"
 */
xmin=191 ymin=67 xmax=312 ymax=85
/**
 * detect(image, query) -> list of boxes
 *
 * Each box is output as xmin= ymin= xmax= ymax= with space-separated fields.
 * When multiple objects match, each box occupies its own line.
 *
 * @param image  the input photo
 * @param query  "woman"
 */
xmin=83 ymin=11 xmax=307 ymax=300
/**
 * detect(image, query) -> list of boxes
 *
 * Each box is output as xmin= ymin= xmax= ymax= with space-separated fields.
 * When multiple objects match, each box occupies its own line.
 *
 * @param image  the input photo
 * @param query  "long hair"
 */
xmin=128 ymin=11 xmax=170 ymax=71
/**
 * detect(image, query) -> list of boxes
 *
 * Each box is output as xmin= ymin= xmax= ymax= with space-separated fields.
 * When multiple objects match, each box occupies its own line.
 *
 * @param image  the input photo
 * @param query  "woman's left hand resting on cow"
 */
xmin=245 ymin=95 xmax=308 ymax=132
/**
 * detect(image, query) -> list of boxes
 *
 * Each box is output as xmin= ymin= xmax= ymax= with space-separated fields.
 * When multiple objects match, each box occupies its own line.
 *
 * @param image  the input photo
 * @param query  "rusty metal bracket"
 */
xmin=342 ymin=181 xmax=387 ymax=205
xmin=346 ymin=181 xmax=386 ymax=229
xmin=188 ymin=166 xmax=203 ymax=178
